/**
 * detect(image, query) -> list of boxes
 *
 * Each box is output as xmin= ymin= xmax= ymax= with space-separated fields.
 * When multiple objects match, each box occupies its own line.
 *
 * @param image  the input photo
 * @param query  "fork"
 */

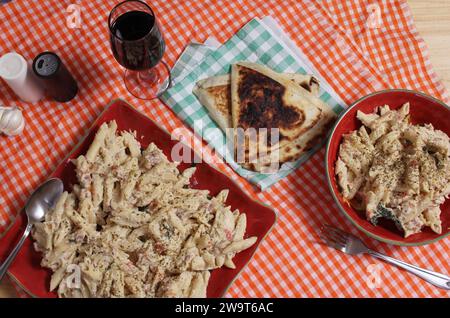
xmin=319 ymin=224 xmax=450 ymax=290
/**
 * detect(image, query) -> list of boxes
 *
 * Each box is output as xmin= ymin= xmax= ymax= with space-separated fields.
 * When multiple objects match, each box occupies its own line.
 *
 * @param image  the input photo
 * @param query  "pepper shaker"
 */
xmin=32 ymin=52 xmax=78 ymax=103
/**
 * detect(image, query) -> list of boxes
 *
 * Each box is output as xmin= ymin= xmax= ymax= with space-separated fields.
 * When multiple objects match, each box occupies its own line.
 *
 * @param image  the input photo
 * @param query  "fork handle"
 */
xmin=368 ymin=250 xmax=450 ymax=290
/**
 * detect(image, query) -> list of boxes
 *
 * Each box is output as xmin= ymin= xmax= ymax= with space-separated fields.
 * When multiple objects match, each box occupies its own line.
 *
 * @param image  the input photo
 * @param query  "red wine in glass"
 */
xmin=109 ymin=1 xmax=171 ymax=99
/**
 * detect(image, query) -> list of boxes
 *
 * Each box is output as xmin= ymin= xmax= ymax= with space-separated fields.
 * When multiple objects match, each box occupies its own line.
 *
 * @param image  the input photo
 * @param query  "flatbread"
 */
xmin=231 ymin=62 xmax=336 ymax=172
xmin=193 ymin=61 xmax=336 ymax=172
xmin=241 ymin=103 xmax=336 ymax=172
xmin=231 ymin=61 xmax=325 ymax=143
xmin=288 ymin=74 xmax=320 ymax=96
xmin=193 ymin=73 xmax=320 ymax=132
xmin=193 ymin=75 xmax=232 ymax=132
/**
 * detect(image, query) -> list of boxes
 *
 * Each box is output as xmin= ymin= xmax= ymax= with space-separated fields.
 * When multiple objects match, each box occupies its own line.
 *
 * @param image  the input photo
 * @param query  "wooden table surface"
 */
xmin=1 ymin=0 xmax=450 ymax=298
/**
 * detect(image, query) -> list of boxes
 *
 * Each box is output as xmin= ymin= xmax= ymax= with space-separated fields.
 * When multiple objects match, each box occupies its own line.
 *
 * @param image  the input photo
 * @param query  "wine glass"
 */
xmin=108 ymin=0 xmax=171 ymax=100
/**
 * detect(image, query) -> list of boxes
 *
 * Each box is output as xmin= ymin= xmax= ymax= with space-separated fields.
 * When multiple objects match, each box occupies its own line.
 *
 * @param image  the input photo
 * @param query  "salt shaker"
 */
xmin=0 ymin=52 xmax=45 ymax=103
xmin=32 ymin=52 xmax=78 ymax=103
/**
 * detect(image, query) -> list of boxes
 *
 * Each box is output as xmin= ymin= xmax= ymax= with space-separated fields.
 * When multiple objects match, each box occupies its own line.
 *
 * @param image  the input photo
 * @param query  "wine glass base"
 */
xmin=124 ymin=61 xmax=171 ymax=100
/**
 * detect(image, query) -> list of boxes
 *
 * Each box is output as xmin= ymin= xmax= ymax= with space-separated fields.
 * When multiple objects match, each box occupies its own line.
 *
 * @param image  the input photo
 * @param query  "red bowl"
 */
xmin=326 ymin=89 xmax=450 ymax=246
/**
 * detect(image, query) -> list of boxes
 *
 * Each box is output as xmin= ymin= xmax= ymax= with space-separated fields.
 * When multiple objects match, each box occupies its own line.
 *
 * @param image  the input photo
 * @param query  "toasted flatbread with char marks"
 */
xmin=231 ymin=62 xmax=324 ymax=144
xmin=193 ymin=73 xmax=320 ymax=132
xmin=241 ymin=103 xmax=336 ymax=172
xmin=193 ymin=75 xmax=232 ymax=132
xmin=231 ymin=62 xmax=336 ymax=172
xmin=193 ymin=61 xmax=336 ymax=172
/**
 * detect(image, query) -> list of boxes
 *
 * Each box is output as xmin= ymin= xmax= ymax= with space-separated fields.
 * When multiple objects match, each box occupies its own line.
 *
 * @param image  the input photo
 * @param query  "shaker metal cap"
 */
xmin=32 ymin=52 xmax=61 ymax=77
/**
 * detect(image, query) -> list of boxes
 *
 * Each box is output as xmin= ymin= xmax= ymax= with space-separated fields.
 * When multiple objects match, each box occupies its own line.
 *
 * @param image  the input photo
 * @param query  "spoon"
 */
xmin=0 ymin=178 xmax=63 ymax=281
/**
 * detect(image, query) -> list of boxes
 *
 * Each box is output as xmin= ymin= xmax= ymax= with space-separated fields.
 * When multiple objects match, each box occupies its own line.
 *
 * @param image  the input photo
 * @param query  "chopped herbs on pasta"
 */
xmin=335 ymin=103 xmax=450 ymax=237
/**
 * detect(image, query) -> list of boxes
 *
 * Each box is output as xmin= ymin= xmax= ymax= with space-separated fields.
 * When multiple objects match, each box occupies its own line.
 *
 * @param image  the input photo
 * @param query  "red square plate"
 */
xmin=0 ymin=99 xmax=276 ymax=297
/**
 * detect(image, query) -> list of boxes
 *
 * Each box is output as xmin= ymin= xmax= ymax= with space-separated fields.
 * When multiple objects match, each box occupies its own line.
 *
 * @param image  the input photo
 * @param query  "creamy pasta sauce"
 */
xmin=335 ymin=104 xmax=450 ymax=237
xmin=32 ymin=121 xmax=256 ymax=297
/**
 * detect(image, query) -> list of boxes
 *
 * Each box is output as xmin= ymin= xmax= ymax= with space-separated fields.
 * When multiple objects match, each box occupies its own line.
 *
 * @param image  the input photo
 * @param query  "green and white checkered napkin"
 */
xmin=161 ymin=18 xmax=345 ymax=190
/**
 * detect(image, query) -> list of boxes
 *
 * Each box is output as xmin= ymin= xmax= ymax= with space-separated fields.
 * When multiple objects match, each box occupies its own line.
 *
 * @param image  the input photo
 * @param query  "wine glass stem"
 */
xmin=138 ymin=69 xmax=157 ymax=85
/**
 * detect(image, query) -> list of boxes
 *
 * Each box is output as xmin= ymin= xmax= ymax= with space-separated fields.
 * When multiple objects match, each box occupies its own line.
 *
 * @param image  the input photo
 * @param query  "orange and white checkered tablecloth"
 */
xmin=0 ymin=0 xmax=449 ymax=298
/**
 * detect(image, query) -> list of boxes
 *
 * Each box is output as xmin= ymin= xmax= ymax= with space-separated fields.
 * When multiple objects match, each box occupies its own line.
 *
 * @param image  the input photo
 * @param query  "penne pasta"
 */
xmin=336 ymin=104 xmax=450 ymax=237
xmin=31 ymin=121 xmax=257 ymax=298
